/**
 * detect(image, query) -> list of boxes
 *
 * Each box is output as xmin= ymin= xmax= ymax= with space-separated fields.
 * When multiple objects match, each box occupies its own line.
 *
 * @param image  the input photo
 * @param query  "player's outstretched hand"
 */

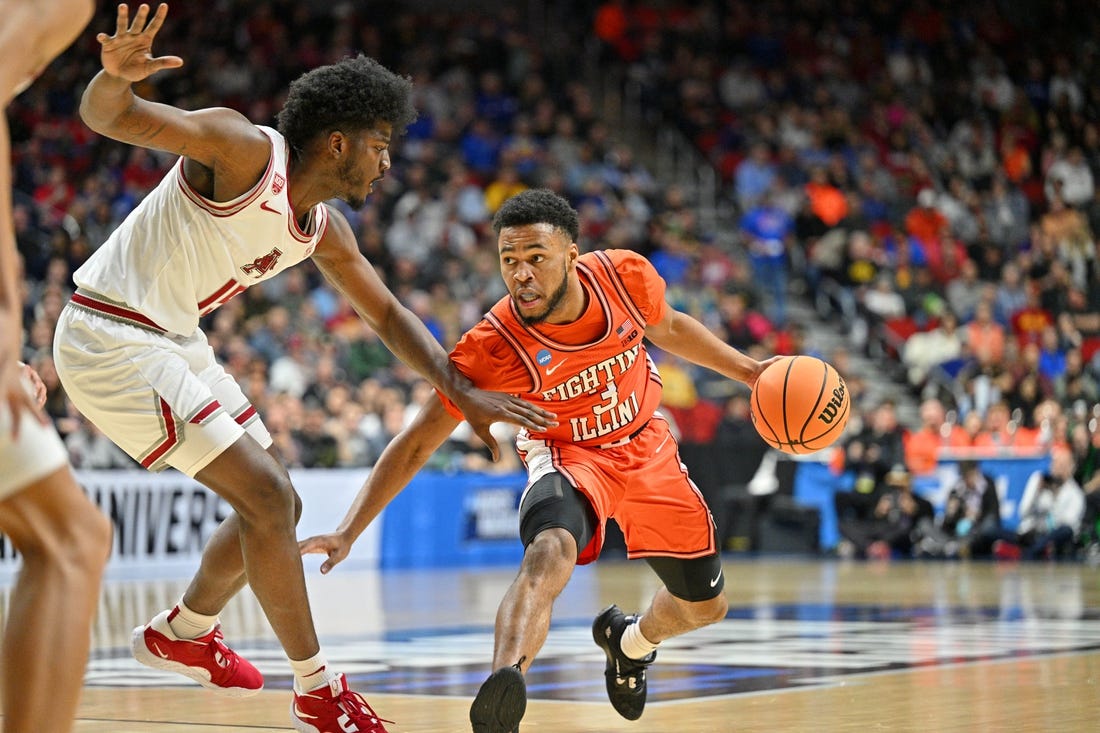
xmin=96 ymin=3 xmax=183 ymax=82
xmin=456 ymin=389 xmax=557 ymax=462
xmin=299 ymin=532 xmax=352 ymax=575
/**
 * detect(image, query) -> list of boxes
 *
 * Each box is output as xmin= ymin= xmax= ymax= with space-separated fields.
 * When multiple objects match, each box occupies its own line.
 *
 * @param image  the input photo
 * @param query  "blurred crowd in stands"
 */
xmin=596 ymin=0 xmax=1100 ymax=557
xmin=8 ymin=1 xmax=1100 ymax=557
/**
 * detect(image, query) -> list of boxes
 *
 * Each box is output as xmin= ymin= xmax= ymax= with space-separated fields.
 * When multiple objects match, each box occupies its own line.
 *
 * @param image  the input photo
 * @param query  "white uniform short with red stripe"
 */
xmin=53 ymin=298 xmax=272 ymax=477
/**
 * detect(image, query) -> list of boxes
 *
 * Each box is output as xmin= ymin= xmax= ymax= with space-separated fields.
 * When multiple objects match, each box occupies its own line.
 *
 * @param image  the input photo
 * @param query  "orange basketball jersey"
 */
xmin=444 ymin=249 xmax=667 ymax=448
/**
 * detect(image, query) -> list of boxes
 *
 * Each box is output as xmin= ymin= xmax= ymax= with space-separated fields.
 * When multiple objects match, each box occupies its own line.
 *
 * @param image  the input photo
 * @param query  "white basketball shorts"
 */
xmin=54 ymin=292 xmax=272 ymax=477
xmin=0 ymin=400 xmax=69 ymax=499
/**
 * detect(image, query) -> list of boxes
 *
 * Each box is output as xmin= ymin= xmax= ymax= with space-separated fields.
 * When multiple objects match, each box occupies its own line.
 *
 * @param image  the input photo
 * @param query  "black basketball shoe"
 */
xmin=592 ymin=604 xmax=656 ymax=720
xmin=470 ymin=664 xmax=526 ymax=733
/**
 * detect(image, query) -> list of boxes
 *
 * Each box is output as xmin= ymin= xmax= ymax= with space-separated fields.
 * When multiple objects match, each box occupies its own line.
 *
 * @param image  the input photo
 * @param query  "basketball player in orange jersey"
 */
xmin=302 ymin=189 xmax=781 ymax=732
xmin=0 ymin=2 xmax=114 ymax=732
xmin=51 ymin=5 xmax=553 ymax=732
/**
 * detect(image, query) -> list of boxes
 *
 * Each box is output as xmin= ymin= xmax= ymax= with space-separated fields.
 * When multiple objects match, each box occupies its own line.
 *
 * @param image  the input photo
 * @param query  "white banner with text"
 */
xmin=0 ymin=468 xmax=380 ymax=579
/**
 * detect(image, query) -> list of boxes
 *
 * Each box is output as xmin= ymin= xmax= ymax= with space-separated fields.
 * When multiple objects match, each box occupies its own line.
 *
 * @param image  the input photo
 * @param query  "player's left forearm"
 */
xmin=335 ymin=397 xmax=457 ymax=539
xmin=649 ymin=311 xmax=760 ymax=384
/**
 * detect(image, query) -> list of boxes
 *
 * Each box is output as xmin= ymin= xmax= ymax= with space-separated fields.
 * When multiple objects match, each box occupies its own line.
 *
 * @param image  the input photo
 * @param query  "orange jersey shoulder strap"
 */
xmin=587 ymin=250 xmax=646 ymax=327
xmin=484 ymin=302 xmax=542 ymax=394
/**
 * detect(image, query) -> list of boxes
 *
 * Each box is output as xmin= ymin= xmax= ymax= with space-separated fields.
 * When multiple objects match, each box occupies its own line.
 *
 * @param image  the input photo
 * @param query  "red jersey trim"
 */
xmin=140 ymin=397 xmax=180 ymax=468
xmin=504 ymin=264 xmax=613 ymax=352
xmin=197 ymin=279 xmax=241 ymax=309
xmin=591 ymin=250 xmax=645 ymax=326
xmin=484 ymin=311 xmax=541 ymax=394
xmin=289 ymin=201 xmax=326 ymax=244
xmin=175 ymin=140 xmax=275 ymax=218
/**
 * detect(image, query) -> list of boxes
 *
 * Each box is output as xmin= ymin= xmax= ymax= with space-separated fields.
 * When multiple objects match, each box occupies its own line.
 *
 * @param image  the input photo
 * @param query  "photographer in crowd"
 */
xmin=917 ymin=460 xmax=1002 ymax=559
xmin=993 ymin=449 xmax=1085 ymax=561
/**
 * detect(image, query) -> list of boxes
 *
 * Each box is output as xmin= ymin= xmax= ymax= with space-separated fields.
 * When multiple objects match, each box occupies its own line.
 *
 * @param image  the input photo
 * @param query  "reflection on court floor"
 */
xmin=77 ymin=561 xmax=1100 ymax=710
xmin=7 ymin=559 xmax=1100 ymax=731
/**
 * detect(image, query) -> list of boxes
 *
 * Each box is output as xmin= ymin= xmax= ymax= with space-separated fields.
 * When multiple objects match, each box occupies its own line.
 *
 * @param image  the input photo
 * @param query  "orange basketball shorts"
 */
xmin=518 ymin=415 xmax=717 ymax=564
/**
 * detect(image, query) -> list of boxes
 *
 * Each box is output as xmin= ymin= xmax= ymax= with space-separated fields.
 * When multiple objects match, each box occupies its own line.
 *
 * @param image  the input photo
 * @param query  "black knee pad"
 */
xmin=645 ymin=547 xmax=725 ymax=602
xmin=519 ymin=473 xmax=597 ymax=555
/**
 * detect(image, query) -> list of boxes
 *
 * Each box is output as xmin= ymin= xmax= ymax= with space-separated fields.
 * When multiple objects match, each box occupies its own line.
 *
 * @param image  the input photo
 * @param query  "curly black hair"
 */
xmin=276 ymin=55 xmax=417 ymax=159
xmin=491 ymin=189 xmax=580 ymax=242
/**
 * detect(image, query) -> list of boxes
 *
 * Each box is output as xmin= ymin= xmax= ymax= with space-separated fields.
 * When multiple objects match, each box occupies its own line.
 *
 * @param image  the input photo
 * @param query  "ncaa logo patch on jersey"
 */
xmin=536 ymin=349 xmax=552 ymax=367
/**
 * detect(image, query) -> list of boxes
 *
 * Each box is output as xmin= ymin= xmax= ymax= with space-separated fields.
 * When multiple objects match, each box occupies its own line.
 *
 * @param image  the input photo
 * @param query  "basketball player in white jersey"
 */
xmin=52 ymin=5 xmax=553 ymax=732
xmin=1 ymin=2 xmax=114 ymax=732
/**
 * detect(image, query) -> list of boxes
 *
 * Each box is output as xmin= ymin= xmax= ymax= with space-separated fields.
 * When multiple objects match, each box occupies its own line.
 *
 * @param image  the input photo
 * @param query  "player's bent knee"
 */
xmin=84 ymin=506 xmax=114 ymax=569
xmin=237 ymin=472 xmax=297 ymax=528
xmin=691 ymin=593 xmax=729 ymax=625
xmin=56 ymin=509 xmax=113 ymax=583
xmin=666 ymin=588 xmax=727 ymax=629
xmin=22 ymin=513 xmax=110 ymax=583
xmin=519 ymin=473 xmax=597 ymax=555
xmin=55 ymin=500 xmax=112 ymax=576
xmin=4 ymin=471 xmax=112 ymax=575
xmin=646 ymin=550 xmax=726 ymax=603
xmin=521 ymin=528 xmax=577 ymax=571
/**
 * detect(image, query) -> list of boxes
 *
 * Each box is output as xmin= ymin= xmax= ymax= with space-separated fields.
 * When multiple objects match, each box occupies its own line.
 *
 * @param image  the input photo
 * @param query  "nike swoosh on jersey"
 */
xmin=545 ymin=359 xmax=568 ymax=375
xmin=259 ymin=200 xmax=282 ymax=215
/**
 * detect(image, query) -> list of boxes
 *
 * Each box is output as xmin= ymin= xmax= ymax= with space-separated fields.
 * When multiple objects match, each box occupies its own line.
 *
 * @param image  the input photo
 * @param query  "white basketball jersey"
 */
xmin=73 ymin=126 xmax=328 ymax=336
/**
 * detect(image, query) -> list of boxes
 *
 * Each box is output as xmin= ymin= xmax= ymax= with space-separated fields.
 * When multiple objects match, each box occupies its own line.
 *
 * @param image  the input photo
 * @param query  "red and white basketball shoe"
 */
xmin=291 ymin=673 xmax=392 ymax=733
xmin=131 ymin=609 xmax=263 ymax=697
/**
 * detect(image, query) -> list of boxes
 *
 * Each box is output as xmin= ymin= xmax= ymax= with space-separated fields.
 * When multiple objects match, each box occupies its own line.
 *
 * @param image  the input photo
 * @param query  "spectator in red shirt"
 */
xmin=905 ymin=188 xmax=950 ymax=245
xmin=31 ymin=162 xmax=74 ymax=225
xmin=1010 ymin=288 xmax=1054 ymax=346
xmin=805 ymin=166 xmax=849 ymax=228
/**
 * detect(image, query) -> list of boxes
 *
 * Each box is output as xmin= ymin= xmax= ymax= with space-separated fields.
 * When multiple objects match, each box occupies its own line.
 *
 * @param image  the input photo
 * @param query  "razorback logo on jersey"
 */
xmin=272 ymin=173 xmax=286 ymax=195
xmin=241 ymin=247 xmax=283 ymax=277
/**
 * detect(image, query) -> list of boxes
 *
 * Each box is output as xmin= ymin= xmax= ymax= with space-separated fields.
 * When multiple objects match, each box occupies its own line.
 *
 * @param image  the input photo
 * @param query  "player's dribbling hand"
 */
xmin=299 ymin=533 xmax=351 ymax=575
xmin=745 ymin=355 xmax=785 ymax=388
xmin=96 ymin=3 xmax=183 ymax=82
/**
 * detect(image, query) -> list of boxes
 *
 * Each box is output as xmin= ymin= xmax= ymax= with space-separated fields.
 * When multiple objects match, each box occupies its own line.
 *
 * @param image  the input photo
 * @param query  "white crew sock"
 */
xmin=290 ymin=652 xmax=340 ymax=693
xmin=167 ymin=600 xmax=218 ymax=640
xmin=620 ymin=616 xmax=659 ymax=660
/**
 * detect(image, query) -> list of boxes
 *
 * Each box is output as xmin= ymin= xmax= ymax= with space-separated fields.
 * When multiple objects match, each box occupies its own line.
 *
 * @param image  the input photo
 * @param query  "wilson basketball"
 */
xmin=750 ymin=355 xmax=850 ymax=455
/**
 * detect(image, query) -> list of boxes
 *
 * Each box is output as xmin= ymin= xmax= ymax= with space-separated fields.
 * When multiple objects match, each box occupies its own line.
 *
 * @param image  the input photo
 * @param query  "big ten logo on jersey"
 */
xmin=272 ymin=172 xmax=285 ymax=195
xmin=616 ymin=317 xmax=639 ymax=346
xmin=540 ymin=344 xmax=643 ymax=442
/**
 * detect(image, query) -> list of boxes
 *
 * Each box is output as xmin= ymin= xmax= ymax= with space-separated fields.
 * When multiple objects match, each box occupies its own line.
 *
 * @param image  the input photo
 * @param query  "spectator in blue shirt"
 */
xmin=740 ymin=190 xmax=794 ymax=326
xmin=734 ymin=141 xmax=777 ymax=212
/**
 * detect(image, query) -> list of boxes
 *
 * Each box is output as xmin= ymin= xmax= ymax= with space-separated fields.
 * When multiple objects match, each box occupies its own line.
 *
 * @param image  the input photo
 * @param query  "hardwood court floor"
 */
xmin=44 ymin=559 xmax=1100 ymax=731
